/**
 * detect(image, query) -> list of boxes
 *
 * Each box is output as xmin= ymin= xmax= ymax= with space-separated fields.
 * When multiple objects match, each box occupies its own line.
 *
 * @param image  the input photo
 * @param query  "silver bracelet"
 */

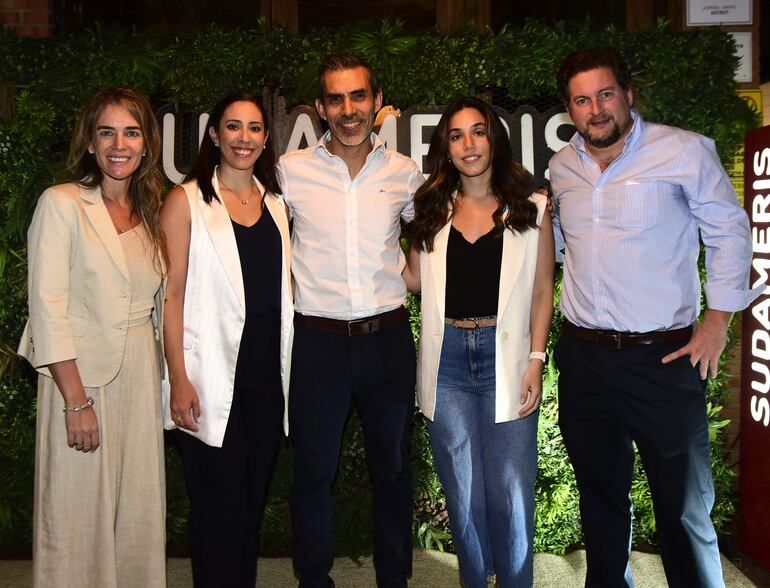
xmin=62 ymin=396 xmax=94 ymax=413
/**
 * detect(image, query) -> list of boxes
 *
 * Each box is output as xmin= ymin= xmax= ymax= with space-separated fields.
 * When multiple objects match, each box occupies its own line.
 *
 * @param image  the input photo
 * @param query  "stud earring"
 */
xmin=88 ymin=148 xmax=95 ymax=154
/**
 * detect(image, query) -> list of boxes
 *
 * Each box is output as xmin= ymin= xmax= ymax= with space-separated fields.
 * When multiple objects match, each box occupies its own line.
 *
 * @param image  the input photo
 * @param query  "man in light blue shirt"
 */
xmin=549 ymin=47 xmax=755 ymax=588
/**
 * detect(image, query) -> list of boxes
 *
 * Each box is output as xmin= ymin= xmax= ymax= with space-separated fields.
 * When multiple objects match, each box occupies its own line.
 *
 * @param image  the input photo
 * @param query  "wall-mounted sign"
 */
xmin=730 ymin=32 xmax=753 ymax=83
xmin=157 ymin=104 xmax=575 ymax=187
xmin=686 ymin=0 xmax=752 ymax=25
xmin=741 ymin=124 xmax=770 ymax=571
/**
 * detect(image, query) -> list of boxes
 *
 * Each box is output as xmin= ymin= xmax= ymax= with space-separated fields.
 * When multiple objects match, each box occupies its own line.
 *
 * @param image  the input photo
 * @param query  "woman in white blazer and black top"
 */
xmin=160 ymin=92 xmax=293 ymax=587
xmin=404 ymin=97 xmax=554 ymax=588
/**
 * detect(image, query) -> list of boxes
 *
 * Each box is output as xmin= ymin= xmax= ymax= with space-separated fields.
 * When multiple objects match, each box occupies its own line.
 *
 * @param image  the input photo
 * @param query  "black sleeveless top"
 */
xmin=231 ymin=210 xmax=282 ymax=381
xmin=444 ymin=225 xmax=503 ymax=319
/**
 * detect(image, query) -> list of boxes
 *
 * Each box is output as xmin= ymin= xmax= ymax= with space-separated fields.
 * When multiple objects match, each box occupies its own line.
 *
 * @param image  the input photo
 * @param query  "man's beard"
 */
xmin=581 ymin=115 xmax=632 ymax=149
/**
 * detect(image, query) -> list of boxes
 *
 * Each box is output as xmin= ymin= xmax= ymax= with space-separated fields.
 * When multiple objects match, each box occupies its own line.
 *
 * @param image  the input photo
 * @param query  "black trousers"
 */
xmin=289 ymin=317 xmax=416 ymax=588
xmin=555 ymin=333 xmax=723 ymax=588
xmin=176 ymin=375 xmax=284 ymax=588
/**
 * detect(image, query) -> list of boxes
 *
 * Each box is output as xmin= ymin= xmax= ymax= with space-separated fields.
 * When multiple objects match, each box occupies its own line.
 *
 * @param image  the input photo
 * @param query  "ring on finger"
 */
xmin=175 ymin=415 xmax=184 ymax=426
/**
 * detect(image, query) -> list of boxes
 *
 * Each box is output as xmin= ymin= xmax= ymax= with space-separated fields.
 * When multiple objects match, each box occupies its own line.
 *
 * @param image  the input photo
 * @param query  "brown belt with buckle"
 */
xmin=563 ymin=322 xmax=692 ymax=349
xmin=294 ymin=306 xmax=409 ymax=336
xmin=445 ymin=317 xmax=497 ymax=329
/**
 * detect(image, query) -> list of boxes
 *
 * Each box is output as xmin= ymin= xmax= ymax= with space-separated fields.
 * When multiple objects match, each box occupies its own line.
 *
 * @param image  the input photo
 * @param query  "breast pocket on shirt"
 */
xmin=617 ymin=181 xmax=659 ymax=229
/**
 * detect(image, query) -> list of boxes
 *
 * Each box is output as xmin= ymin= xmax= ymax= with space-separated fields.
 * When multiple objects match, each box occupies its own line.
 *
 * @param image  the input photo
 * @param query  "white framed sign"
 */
xmin=730 ymin=32 xmax=753 ymax=83
xmin=686 ymin=0 xmax=752 ymax=26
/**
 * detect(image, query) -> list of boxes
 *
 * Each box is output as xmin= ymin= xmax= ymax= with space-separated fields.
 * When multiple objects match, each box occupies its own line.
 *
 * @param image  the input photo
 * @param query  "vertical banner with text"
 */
xmin=741 ymin=124 xmax=770 ymax=570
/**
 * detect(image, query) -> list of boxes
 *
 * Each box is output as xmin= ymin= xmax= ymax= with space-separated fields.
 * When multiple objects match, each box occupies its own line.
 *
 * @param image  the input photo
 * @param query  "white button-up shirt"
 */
xmin=278 ymin=133 xmax=424 ymax=320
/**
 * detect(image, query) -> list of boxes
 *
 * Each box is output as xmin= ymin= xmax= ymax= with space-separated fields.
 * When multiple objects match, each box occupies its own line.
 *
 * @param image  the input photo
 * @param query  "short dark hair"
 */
xmin=317 ymin=53 xmax=380 ymax=102
xmin=557 ymin=47 xmax=632 ymax=103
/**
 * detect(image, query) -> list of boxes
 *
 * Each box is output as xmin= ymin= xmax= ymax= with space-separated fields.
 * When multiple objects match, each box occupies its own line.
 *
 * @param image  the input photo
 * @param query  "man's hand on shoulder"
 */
xmin=661 ymin=309 xmax=731 ymax=380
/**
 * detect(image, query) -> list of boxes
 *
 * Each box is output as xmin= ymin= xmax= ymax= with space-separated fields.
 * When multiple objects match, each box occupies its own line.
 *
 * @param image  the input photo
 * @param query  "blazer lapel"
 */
xmin=199 ymin=174 xmax=245 ymax=309
xmin=81 ymin=185 xmax=129 ymax=281
xmin=430 ymin=220 xmax=452 ymax=322
xmin=497 ymin=227 xmax=526 ymax=319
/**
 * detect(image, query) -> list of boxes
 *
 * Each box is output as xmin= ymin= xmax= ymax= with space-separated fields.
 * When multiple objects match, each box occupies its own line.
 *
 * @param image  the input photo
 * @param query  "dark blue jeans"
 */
xmin=428 ymin=323 xmax=538 ymax=588
xmin=289 ymin=317 xmax=416 ymax=588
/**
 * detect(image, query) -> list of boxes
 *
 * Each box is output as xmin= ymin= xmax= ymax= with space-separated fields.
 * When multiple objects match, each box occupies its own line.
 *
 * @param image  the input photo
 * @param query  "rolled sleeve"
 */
xmin=400 ymin=162 xmax=424 ymax=223
xmin=683 ymin=136 xmax=757 ymax=312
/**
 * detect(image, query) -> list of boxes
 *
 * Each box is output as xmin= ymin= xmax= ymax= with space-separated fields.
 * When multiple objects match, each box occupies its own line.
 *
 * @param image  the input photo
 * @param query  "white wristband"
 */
xmin=528 ymin=351 xmax=547 ymax=363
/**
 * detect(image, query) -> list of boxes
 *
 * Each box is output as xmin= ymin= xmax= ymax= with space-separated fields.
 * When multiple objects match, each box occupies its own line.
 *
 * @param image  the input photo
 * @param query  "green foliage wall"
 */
xmin=0 ymin=19 xmax=757 ymax=556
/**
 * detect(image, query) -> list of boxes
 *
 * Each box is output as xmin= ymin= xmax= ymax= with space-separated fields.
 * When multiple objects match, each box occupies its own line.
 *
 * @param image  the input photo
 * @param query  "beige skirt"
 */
xmin=32 ymin=319 xmax=166 ymax=588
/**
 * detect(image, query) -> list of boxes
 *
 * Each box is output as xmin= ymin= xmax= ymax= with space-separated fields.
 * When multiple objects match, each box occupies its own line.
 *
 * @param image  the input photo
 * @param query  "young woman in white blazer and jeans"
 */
xmin=404 ymin=96 xmax=554 ymax=588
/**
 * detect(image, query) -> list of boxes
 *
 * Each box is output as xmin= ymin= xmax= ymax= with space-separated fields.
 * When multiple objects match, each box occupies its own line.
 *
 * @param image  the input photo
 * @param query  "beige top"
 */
xmin=119 ymin=225 xmax=161 ymax=323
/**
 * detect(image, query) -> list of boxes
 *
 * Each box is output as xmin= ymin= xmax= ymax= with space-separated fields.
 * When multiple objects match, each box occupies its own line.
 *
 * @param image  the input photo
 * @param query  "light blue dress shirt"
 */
xmin=550 ymin=110 xmax=755 ymax=332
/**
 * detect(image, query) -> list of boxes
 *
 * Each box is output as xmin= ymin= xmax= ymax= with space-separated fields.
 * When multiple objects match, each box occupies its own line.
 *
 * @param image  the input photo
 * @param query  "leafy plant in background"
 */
xmin=0 ymin=18 xmax=756 ymax=558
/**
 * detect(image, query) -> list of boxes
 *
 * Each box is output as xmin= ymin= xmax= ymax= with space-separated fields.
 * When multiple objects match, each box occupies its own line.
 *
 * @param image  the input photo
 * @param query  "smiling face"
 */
xmin=315 ymin=66 xmax=382 ymax=153
xmin=209 ymin=100 xmax=267 ymax=171
xmin=446 ymin=107 xmax=492 ymax=182
xmin=566 ymin=66 xmax=634 ymax=150
xmin=89 ymin=104 xmax=145 ymax=185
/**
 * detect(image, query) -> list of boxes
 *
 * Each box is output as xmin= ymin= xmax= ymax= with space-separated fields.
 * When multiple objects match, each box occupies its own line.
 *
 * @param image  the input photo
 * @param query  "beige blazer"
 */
xmin=18 ymin=182 xmax=164 ymax=387
xmin=417 ymin=192 xmax=547 ymax=423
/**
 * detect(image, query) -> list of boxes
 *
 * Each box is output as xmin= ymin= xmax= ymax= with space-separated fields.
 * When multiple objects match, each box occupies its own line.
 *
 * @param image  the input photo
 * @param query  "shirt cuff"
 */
xmin=705 ymin=282 xmax=766 ymax=313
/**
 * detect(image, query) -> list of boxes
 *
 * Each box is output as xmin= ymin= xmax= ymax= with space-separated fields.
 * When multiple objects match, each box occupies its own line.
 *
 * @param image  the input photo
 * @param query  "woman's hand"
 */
xmin=170 ymin=377 xmax=201 ymax=431
xmin=518 ymin=360 xmax=544 ymax=418
xmin=48 ymin=360 xmax=100 ymax=452
xmin=65 ymin=406 xmax=100 ymax=452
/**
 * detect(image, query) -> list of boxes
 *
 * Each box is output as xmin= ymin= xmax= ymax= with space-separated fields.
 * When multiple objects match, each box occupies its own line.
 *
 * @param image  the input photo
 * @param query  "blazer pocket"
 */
xmin=183 ymin=327 xmax=197 ymax=350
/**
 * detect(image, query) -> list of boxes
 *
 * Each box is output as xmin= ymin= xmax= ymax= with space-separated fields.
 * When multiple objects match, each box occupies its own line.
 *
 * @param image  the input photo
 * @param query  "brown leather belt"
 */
xmin=294 ymin=306 xmax=409 ymax=336
xmin=563 ymin=322 xmax=692 ymax=349
xmin=445 ymin=317 xmax=497 ymax=329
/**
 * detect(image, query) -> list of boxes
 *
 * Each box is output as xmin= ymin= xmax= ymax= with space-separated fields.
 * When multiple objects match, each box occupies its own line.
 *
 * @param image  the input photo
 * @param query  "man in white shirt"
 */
xmin=278 ymin=54 xmax=424 ymax=588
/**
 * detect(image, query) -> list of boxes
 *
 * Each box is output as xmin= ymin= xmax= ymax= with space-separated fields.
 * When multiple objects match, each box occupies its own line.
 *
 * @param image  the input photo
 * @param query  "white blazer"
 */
xmin=162 ymin=175 xmax=293 ymax=447
xmin=417 ymin=192 xmax=547 ymax=423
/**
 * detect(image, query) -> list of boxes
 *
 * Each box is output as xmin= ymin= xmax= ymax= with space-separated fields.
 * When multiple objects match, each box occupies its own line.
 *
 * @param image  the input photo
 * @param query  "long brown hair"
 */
xmin=68 ymin=86 xmax=167 ymax=273
xmin=409 ymin=96 xmax=537 ymax=252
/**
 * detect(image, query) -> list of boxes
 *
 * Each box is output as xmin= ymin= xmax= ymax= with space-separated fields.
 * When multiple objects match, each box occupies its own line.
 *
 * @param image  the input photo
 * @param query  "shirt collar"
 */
xmin=569 ymin=108 xmax=643 ymax=157
xmin=312 ymin=131 xmax=386 ymax=160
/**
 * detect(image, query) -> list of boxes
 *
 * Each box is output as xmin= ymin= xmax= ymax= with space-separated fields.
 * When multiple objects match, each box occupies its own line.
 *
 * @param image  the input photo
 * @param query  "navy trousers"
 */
xmin=289 ymin=316 xmax=416 ymax=588
xmin=555 ymin=333 xmax=724 ymax=588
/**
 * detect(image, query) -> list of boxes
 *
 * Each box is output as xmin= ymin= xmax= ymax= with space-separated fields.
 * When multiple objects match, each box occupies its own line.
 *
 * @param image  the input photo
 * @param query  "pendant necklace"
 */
xmin=218 ymin=172 xmax=255 ymax=205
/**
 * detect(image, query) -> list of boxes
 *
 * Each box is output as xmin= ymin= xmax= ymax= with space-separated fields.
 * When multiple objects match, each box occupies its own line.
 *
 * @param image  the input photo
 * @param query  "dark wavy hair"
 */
xmin=187 ymin=92 xmax=281 ymax=204
xmin=557 ymin=47 xmax=632 ymax=103
xmin=68 ymin=85 xmax=167 ymax=273
xmin=409 ymin=96 xmax=537 ymax=252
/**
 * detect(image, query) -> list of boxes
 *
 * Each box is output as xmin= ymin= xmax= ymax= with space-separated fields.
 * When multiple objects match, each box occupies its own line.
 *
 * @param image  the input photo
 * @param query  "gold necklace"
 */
xmin=103 ymin=196 xmax=134 ymax=234
xmin=217 ymin=172 xmax=255 ymax=206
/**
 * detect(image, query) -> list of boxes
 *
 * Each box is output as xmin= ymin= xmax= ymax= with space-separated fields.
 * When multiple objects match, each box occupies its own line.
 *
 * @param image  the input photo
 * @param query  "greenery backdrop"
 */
xmin=0 ymin=18 xmax=758 ymax=556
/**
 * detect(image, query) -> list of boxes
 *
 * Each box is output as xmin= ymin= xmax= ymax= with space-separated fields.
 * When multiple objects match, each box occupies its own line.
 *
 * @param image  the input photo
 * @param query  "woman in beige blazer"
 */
xmin=18 ymin=87 xmax=167 ymax=587
xmin=160 ymin=92 xmax=292 ymax=587
xmin=404 ymin=97 xmax=554 ymax=588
